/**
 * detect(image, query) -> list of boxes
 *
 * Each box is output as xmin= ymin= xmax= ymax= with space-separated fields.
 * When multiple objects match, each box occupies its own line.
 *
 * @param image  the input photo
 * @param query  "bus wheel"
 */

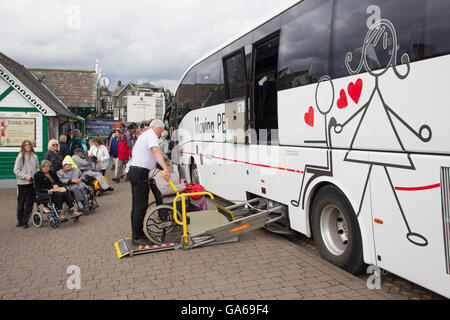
xmin=311 ymin=185 xmax=365 ymax=275
xmin=190 ymin=162 xmax=200 ymax=184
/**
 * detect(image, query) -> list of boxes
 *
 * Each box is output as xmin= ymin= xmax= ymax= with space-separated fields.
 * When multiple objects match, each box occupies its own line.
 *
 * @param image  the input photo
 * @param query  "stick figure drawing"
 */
xmin=334 ymin=19 xmax=432 ymax=247
xmin=291 ymin=76 xmax=339 ymax=209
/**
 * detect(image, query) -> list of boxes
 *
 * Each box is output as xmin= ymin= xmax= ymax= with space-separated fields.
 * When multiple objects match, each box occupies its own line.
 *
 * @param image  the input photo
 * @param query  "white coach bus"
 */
xmin=167 ymin=0 xmax=450 ymax=298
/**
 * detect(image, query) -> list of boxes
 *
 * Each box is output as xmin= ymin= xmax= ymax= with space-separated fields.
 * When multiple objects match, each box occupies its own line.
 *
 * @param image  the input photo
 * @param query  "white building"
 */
xmin=126 ymin=91 xmax=165 ymax=123
xmin=113 ymin=82 xmax=165 ymax=123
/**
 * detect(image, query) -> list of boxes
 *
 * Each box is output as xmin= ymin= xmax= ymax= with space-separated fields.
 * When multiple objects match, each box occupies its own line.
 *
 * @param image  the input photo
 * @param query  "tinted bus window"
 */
xmin=175 ymin=67 xmax=197 ymax=111
xmin=331 ymin=0 xmax=429 ymax=78
xmin=221 ymin=33 xmax=253 ymax=85
xmin=224 ymin=50 xmax=246 ymax=100
xmin=253 ymin=16 xmax=281 ymax=44
xmin=277 ymin=0 xmax=333 ymax=91
xmin=425 ymin=0 xmax=450 ymax=60
xmin=195 ymin=54 xmax=224 ymax=108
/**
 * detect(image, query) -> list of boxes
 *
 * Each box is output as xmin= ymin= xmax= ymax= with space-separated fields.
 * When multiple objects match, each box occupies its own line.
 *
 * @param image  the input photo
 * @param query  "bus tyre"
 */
xmin=311 ymin=185 xmax=365 ymax=275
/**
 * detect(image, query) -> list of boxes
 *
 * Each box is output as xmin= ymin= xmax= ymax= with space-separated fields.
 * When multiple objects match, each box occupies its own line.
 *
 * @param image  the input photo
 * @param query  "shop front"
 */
xmin=0 ymin=52 xmax=81 ymax=188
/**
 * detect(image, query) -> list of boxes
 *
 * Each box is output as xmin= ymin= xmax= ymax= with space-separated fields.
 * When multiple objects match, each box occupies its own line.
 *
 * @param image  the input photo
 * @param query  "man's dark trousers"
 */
xmin=128 ymin=166 xmax=150 ymax=240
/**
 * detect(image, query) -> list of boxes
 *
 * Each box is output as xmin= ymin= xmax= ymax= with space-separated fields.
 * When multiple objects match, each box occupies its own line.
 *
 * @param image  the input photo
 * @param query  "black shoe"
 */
xmin=132 ymin=238 xmax=152 ymax=247
xmin=112 ymin=178 xmax=120 ymax=183
xmin=16 ymin=222 xmax=23 ymax=227
xmin=23 ymin=223 xmax=29 ymax=229
xmin=106 ymin=187 xmax=114 ymax=192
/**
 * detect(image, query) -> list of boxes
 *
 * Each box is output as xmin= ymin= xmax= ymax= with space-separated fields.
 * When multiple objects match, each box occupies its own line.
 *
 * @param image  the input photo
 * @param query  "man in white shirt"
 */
xmin=127 ymin=119 xmax=170 ymax=246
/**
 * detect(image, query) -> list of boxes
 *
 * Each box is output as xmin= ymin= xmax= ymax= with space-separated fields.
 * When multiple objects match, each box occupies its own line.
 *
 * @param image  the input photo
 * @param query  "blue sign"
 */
xmin=86 ymin=119 xmax=122 ymax=138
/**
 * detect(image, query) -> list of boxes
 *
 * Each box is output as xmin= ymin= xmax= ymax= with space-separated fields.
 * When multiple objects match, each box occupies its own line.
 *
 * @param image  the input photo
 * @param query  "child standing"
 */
xmin=13 ymin=140 xmax=39 ymax=228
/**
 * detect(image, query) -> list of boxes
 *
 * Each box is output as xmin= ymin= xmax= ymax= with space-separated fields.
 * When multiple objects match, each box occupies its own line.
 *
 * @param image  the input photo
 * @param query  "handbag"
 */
xmin=184 ymin=183 xmax=206 ymax=200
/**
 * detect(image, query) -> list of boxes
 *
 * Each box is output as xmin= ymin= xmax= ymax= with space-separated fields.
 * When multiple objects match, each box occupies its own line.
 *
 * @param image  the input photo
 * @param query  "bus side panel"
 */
xmin=370 ymin=153 xmax=450 ymax=299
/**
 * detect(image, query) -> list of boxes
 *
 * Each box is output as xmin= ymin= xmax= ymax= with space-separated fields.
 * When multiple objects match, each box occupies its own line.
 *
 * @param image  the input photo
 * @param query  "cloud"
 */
xmin=1 ymin=0 xmax=296 ymax=92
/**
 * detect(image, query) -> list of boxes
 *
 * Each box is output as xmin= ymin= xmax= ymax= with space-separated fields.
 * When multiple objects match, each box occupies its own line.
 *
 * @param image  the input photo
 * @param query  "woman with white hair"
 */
xmin=44 ymin=139 xmax=63 ymax=172
xmin=127 ymin=119 xmax=171 ymax=246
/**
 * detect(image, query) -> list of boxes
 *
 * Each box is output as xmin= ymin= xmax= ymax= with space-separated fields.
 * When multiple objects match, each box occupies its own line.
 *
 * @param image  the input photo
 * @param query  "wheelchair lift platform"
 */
xmin=115 ymin=238 xmax=180 ymax=259
xmin=114 ymin=197 xmax=284 ymax=259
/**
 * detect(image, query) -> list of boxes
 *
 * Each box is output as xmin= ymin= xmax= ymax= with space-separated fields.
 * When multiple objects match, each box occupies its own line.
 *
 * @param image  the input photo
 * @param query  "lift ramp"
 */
xmin=114 ymin=238 xmax=179 ymax=259
xmin=114 ymin=198 xmax=284 ymax=259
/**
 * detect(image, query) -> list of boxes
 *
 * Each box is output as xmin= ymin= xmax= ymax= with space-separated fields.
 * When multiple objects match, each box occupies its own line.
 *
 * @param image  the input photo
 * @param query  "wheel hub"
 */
xmin=320 ymin=205 xmax=349 ymax=256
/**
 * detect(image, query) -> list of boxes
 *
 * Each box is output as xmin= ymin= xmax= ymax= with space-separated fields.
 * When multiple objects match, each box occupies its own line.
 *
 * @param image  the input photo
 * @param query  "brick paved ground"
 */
xmin=0 ymin=171 xmax=395 ymax=300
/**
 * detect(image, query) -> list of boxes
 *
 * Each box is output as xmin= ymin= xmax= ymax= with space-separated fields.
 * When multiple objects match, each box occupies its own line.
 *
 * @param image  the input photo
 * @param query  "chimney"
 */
xmin=118 ymin=80 xmax=122 ymax=87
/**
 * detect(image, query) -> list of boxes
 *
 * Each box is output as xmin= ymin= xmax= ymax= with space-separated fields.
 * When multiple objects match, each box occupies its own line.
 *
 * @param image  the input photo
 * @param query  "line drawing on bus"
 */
xmin=333 ymin=19 xmax=432 ymax=247
xmin=291 ymin=75 xmax=339 ymax=209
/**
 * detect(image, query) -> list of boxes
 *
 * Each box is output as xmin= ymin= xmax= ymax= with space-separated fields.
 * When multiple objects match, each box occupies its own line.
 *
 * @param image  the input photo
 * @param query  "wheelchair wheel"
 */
xmin=95 ymin=190 xmax=103 ymax=197
xmin=32 ymin=211 xmax=43 ymax=228
xmin=89 ymin=197 xmax=99 ymax=210
xmin=49 ymin=218 xmax=60 ymax=229
xmin=143 ymin=205 xmax=183 ymax=245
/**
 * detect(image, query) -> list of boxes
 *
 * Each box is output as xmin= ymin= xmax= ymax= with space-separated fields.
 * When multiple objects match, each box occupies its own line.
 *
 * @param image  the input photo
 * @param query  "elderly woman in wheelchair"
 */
xmin=33 ymin=160 xmax=82 ymax=224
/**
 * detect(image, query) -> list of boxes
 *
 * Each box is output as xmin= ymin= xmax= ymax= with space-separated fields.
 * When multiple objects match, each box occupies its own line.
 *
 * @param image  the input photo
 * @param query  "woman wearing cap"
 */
xmin=57 ymin=160 xmax=90 ymax=212
xmin=44 ymin=139 xmax=64 ymax=172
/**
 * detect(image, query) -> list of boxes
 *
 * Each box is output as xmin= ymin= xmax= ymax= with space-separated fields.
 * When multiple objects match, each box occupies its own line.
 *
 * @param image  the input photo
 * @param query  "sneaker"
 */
xmin=112 ymin=178 xmax=120 ymax=183
xmin=58 ymin=212 xmax=68 ymax=220
xmin=106 ymin=187 xmax=114 ymax=192
xmin=23 ymin=222 xmax=29 ymax=229
xmin=70 ymin=208 xmax=82 ymax=217
xmin=72 ymin=211 xmax=82 ymax=218
xmin=16 ymin=221 xmax=23 ymax=227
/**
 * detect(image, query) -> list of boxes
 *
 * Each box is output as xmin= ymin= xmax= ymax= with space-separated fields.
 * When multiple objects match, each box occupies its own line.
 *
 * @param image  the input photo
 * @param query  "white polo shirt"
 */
xmin=129 ymin=129 xmax=160 ymax=170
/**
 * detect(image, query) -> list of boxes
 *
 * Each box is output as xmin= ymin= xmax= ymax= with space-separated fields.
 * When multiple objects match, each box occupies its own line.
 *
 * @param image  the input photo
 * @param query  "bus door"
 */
xmin=223 ymin=48 xmax=248 ymax=144
xmin=251 ymin=34 xmax=280 ymax=145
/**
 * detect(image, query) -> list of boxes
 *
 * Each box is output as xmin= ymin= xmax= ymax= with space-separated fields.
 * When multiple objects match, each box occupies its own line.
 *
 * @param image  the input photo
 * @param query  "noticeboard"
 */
xmin=86 ymin=119 xmax=122 ymax=138
xmin=0 ymin=117 xmax=36 ymax=147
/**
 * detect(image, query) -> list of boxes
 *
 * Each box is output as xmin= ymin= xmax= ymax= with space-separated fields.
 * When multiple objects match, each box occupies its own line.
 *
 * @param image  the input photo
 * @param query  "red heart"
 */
xmin=337 ymin=89 xmax=348 ymax=109
xmin=305 ymin=106 xmax=314 ymax=127
xmin=348 ymin=78 xmax=363 ymax=104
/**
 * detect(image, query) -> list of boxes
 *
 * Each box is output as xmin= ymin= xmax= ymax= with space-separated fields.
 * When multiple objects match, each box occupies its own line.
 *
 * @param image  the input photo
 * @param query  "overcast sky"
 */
xmin=1 ymin=0 xmax=296 ymax=93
